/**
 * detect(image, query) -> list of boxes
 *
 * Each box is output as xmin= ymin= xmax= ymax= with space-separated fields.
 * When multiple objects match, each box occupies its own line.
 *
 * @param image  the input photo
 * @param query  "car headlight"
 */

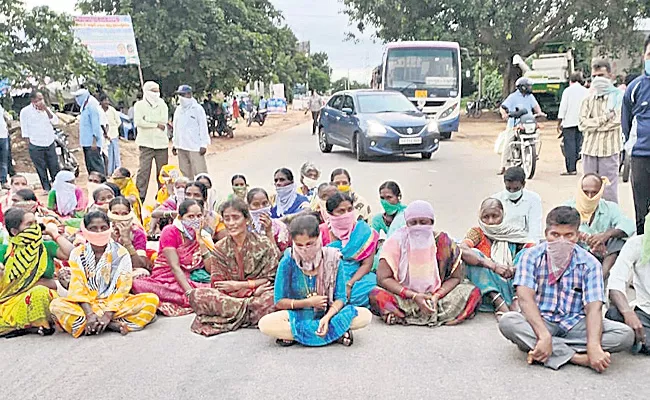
xmin=439 ymin=103 xmax=458 ymax=119
xmin=367 ymin=120 xmax=387 ymax=135
xmin=427 ymin=120 xmax=439 ymax=133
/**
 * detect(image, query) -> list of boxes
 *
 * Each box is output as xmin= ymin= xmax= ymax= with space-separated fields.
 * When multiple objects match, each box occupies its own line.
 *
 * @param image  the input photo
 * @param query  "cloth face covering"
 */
xmin=547 ymin=239 xmax=575 ymax=284
xmin=81 ymin=223 xmax=113 ymax=247
xmin=275 ymin=183 xmax=298 ymax=217
xmin=381 ymin=199 xmax=406 ymax=216
xmin=328 ymin=211 xmax=356 ymax=243
xmin=575 ymin=176 xmax=608 ymax=223
xmin=249 ymin=206 xmax=271 ymax=234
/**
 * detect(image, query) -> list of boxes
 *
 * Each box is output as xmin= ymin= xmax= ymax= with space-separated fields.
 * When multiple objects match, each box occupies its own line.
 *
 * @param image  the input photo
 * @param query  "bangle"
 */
xmin=399 ymin=287 xmax=408 ymax=299
xmin=346 ymin=281 xmax=354 ymax=287
xmin=184 ymin=289 xmax=192 ymax=298
xmin=411 ymin=292 xmax=418 ymax=301
xmin=291 ymin=299 xmax=295 ymax=310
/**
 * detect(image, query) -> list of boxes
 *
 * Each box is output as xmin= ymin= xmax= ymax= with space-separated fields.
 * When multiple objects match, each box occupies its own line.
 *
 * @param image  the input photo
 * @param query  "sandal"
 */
xmin=383 ymin=313 xmax=397 ymax=326
xmin=337 ymin=330 xmax=354 ymax=347
xmin=275 ymin=338 xmax=296 ymax=347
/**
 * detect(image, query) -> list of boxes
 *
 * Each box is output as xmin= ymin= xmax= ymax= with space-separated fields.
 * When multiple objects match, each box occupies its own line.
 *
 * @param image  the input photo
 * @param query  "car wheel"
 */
xmin=355 ymin=134 xmax=369 ymax=162
xmin=319 ymin=127 xmax=332 ymax=153
xmin=421 ymin=152 xmax=432 ymax=159
xmin=440 ymin=132 xmax=452 ymax=140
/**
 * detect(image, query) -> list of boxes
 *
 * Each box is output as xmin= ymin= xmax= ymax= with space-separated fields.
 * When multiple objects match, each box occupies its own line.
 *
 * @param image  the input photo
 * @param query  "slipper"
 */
xmin=275 ymin=339 xmax=296 ymax=347
xmin=383 ymin=313 xmax=397 ymax=325
xmin=337 ymin=330 xmax=354 ymax=347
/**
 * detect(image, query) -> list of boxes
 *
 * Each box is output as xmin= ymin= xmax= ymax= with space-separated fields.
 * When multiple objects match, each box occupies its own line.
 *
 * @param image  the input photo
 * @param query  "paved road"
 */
xmin=3 ymin=124 xmax=645 ymax=400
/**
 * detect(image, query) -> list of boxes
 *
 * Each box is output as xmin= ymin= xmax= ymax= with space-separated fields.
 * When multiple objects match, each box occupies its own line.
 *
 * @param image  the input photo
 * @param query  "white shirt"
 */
xmin=558 ymin=83 xmax=589 ymax=128
xmin=0 ymin=105 xmax=8 ymax=139
xmin=101 ymin=105 xmax=121 ymax=140
xmin=20 ymin=104 xmax=59 ymax=147
xmin=307 ymin=94 xmax=323 ymax=112
xmin=172 ymin=99 xmax=210 ymax=152
xmin=608 ymin=235 xmax=650 ymax=315
xmin=492 ymin=189 xmax=544 ymax=243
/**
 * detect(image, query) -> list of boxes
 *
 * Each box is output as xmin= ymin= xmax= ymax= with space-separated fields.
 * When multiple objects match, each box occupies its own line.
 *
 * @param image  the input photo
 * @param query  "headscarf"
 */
xmin=477 ymin=198 xmax=530 ymax=266
xmin=143 ymin=81 xmax=163 ymax=107
xmin=72 ymin=89 xmax=90 ymax=108
xmin=575 ymin=175 xmax=609 ymax=223
xmin=52 ymin=170 xmax=77 ymax=216
xmin=274 ymin=182 xmax=298 ymax=217
xmin=383 ymin=200 xmax=441 ymax=294
xmin=292 ymin=243 xmax=341 ymax=304
xmin=300 ymin=162 xmax=321 ymax=190
xmin=158 ymin=164 xmax=181 ymax=185
xmin=0 ymin=224 xmax=48 ymax=303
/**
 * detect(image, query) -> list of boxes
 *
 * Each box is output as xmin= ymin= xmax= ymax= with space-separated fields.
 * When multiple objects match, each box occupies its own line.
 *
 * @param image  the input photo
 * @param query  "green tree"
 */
xmin=308 ymin=68 xmax=330 ymax=93
xmin=331 ymin=77 xmax=369 ymax=92
xmin=343 ymin=0 xmax=650 ymax=95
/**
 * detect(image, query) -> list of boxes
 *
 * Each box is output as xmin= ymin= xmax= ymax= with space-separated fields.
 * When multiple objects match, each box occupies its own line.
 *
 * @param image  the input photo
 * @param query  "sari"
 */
xmin=47 ymin=187 xmax=88 ymax=219
xmin=112 ymin=176 xmax=143 ymax=223
xmin=131 ymin=222 xmax=210 ymax=316
xmin=271 ymin=192 xmax=309 ymax=219
xmin=155 ymin=165 xmax=181 ymax=204
xmin=0 ymin=226 xmax=56 ymax=334
xmin=327 ymin=220 xmax=379 ymax=307
xmin=189 ymin=232 xmax=279 ymax=336
xmin=370 ymin=231 xmax=481 ymax=326
xmin=49 ymin=241 xmax=159 ymax=338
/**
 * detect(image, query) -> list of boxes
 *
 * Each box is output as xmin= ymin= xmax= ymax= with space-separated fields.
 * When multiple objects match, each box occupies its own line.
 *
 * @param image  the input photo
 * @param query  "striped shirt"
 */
xmin=514 ymin=242 xmax=604 ymax=332
xmin=578 ymin=95 xmax=622 ymax=157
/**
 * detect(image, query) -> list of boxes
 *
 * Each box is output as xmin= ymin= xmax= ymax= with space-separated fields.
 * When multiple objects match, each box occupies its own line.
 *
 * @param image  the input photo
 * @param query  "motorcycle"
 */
xmin=215 ymin=112 xmax=235 ymax=138
xmin=54 ymin=128 xmax=80 ymax=177
xmin=465 ymin=97 xmax=486 ymax=118
xmin=504 ymin=108 xmax=542 ymax=179
xmin=247 ymin=107 xmax=267 ymax=127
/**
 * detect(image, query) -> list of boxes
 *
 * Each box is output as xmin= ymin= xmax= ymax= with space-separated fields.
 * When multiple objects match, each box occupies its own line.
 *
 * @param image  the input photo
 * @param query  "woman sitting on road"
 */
xmin=259 ymin=215 xmax=372 ymax=347
xmin=462 ymin=198 xmax=533 ymax=319
xmin=131 ymin=200 xmax=213 ymax=316
xmin=247 ymin=187 xmax=291 ymax=252
xmin=48 ymin=170 xmax=88 ymax=219
xmin=371 ymin=181 xmax=407 ymax=237
xmin=370 ymin=200 xmax=481 ymax=326
xmin=189 ymin=199 xmax=280 ymax=336
xmin=325 ymin=192 xmax=378 ymax=308
xmin=155 ymin=164 xmax=182 ymax=204
xmin=0 ymin=175 xmax=29 ymax=223
xmin=148 ymin=177 xmax=190 ymax=236
xmin=194 ymin=173 xmax=221 ymax=212
xmin=50 ymin=211 xmax=159 ymax=337
xmin=314 ymin=183 xmax=339 ymax=246
xmin=11 ymin=188 xmax=60 ymax=224
xmin=0 ymin=208 xmax=72 ymax=337
xmin=271 ymin=168 xmax=310 ymax=219
xmin=227 ymin=174 xmax=249 ymax=202
xmin=111 ymin=167 xmax=143 ymax=223
xmin=330 ymin=168 xmax=372 ymax=222
xmin=108 ymin=197 xmax=151 ymax=277
xmin=298 ymin=162 xmax=321 ymax=201
xmin=185 ymin=181 xmax=227 ymax=243
xmin=90 ymin=185 xmax=116 ymax=212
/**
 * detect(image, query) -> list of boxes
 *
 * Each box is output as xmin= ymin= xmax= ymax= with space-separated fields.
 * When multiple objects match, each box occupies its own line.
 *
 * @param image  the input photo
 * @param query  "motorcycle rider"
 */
xmin=258 ymin=95 xmax=268 ymax=123
xmin=498 ymin=77 xmax=545 ymax=175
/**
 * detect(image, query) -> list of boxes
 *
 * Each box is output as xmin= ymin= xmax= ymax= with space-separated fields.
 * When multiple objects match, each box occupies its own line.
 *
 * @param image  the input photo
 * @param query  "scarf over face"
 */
xmin=575 ymin=176 xmax=609 ymax=223
xmin=52 ymin=170 xmax=78 ymax=216
xmin=477 ymin=199 xmax=530 ymax=266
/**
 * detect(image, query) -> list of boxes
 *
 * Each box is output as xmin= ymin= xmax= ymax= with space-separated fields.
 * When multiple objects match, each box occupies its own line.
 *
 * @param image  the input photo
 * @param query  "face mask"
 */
xmin=144 ymin=90 xmax=160 ymax=103
xmin=328 ymin=211 xmax=356 ymax=242
xmin=75 ymin=95 xmax=86 ymax=107
xmin=506 ymin=190 xmax=523 ymax=201
xmin=232 ymin=185 xmax=247 ymax=197
xmin=81 ymin=226 xmax=113 ymax=247
xmin=175 ymin=187 xmax=186 ymax=204
xmin=92 ymin=202 xmax=110 ymax=213
xmin=111 ymin=177 xmax=127 ymax=189
xmin=249 ymin=206 xmax=271 ymax=234
xmin=276 ymin=183 xmax=296 ymax=199
xmin=518 ymin=86 xmax=529 ymax=96
xmin=406 ymin=224 xmax=435 ymax=248
xmin=591 ymin=76 xmax=612 ymax=96
xmin=547 ymin=238 xmax=575 ymax=284
xmin=293 ymin=240 xmax=323 ymax=267
xmin=645 ymin=60 xmax=650 ymax=76
xmin=337 ymin=185 xmax=351 ymax=194
xmin=179 ymin=97 xmax=193 ymax=108
xmin=13 ymin=223 xmax=42 ymax=245
xmin=302 ymin=176 xmax=318 ymax=190
xmin=181 ymin=218 xmax=201 ymax=239
xmin=381 ymin=199 xmax=403 ymax=216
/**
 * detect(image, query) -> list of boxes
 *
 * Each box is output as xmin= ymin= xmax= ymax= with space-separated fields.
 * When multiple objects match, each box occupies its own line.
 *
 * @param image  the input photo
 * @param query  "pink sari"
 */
xmin=131 ymin=224 xmax=209 ymax=316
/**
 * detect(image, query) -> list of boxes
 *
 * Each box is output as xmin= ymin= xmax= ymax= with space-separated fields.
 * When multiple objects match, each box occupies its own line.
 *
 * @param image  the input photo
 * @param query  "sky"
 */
xmin=25 ymin=0 xmax=384 ymax=83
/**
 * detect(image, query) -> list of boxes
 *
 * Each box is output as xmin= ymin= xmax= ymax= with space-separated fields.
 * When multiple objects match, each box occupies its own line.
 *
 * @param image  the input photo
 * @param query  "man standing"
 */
xmin=622 ymin=36 xmax=650 ymax=234
xmin=72 ymin=89 xmax=105 ymax=175
xmin=558 ymin=72 xmax=589 ymax=176
xmin=134 ymin=81 xmax=169 ymax=202
xmin=19 ymin=90 xmax=60 ymax=192
xmin=100 ymin=94 xmax=122 ymax=175
xmin=578 ymin=59 xmax=621 ymax=203
xmin=172 ymin=85 xmax=209 ymax=178
xmin=305 ymin=89 xmax=323 ymax=135
xmin=492 ymin=166 xmax=543 ymax=243
xmin=499 ymin=206 xmax=634 ymax=371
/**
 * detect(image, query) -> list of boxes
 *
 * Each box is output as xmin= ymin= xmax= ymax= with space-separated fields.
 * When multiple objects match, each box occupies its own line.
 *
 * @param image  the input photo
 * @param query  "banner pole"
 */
xmin=137 ymin=64 xmax=145 ymax=88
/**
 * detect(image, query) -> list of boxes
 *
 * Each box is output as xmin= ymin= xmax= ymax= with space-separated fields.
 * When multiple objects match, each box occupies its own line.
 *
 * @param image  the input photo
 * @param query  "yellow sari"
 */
xmin=144 ymin=164 xmax=182 ymax=231
xmin=0 ymin=226 xmax=56 ymax=334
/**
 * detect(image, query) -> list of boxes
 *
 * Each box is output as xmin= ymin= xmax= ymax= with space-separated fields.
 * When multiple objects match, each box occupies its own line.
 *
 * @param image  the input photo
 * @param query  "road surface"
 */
xmin=3 ymin=123 xmax=644 ymax=400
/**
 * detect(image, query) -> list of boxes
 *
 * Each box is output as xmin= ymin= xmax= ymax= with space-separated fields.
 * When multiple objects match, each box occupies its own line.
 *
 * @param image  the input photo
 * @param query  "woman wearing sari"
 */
xmin=0 ymin=208 xmax=67 ymax=337
xmin=189 ymin=199 xmax=279 ymax=336
xmin=330 ymin=168 xmax=372 ymax=223
xmin=371 ymin=181 xmax=407 ymax=236
xmin=184 ymin=181 xmax=227 ymax=242
xmin=50 ymin=211 xmax=159 ymax=337
xmin=48 ymin=170 xmax=88 ymax=219
xmin=111 ymin=167 xmax=143 ymax=223
xmin=259 ymin=215 xmax=372 ymax=347
xmin=194 ymin=173 xmax=221 ymax=212
xmin=247 ymin=188 xmax=291 ymax=252
xmin=271 ymin=168 xmax=310 ymax=219
xmin=370 ymin=200 xmax=481 ymax=326
xmin=108 ymin=197 xmax=150 ymax=277
xmin=131 ymin=200 xmax=213 ymax=316
xmin=147 ymin=177 xmax=190 ymax=236
xmin=298 ymin=162 xmax=321 ymax=201
xmin=0 ymin=175 xmax=29 ymax=223
xmin=461 ymin=198 xmax=533 ymax=318
xmin=227 ymin=174 xmax=249 ymax=203
xmin=325 ymin=192 xmax=378 ymax=308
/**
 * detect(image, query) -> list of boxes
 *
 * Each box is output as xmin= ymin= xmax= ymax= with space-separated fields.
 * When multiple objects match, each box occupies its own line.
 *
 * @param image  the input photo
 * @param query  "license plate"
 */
xmin=414 ymin=90 xmax=428 ymax=98
xmin=399 ymin=137 xmax=422 ymax=145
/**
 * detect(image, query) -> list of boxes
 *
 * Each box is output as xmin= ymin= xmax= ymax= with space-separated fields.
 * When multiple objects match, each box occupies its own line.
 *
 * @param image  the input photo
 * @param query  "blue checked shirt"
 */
xmin=514 ymin=242 xmax=605 ymax=332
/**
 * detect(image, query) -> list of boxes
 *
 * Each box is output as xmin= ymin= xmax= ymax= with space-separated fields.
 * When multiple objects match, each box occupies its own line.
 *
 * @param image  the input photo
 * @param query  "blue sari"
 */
xmin=274 ymin=249 xmax=358 ymax=346
xmin=271 ymin=194 xmax=309 ymax=219
xmin=327 ymin=221 xmax=379 ymax=308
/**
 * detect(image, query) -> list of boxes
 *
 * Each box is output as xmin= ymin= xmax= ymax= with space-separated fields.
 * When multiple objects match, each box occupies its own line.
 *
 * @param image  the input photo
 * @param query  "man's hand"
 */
xmin=587 ymin=233 xmax=609 ymax=250
xmin=91 ymin=138 xmax=97 ymax=152
xmin=623 ymin=310 xmax=646 ymax=344
xmin=157 ymin=123 xmax=166 ymax=131
xmin=172 ymin=147 xmax=177 ymax=156
xmin=199 ymin=147 xmax=207 ymax=156
xmin=529 ymin=334 xmax=552 ymax=364
xmin=587 ymin=345 xmax=611 ymax=373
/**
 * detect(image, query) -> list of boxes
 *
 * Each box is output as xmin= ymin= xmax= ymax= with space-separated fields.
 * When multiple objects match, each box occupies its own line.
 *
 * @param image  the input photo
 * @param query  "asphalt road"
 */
xmin=3 ymin=123 xmax=645 ymax=400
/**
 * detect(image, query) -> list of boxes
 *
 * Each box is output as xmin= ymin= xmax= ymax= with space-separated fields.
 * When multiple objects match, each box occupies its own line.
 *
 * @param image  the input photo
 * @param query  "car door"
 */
xmin=339 ymin=95 xmax=359 ymax=147
xmin=324 ymin=95 xmax=345 ymax=145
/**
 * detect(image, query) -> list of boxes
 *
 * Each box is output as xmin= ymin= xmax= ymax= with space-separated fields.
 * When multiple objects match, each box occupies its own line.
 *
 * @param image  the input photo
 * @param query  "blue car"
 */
xmin=318 ymin=90 xmax=441 ymax=161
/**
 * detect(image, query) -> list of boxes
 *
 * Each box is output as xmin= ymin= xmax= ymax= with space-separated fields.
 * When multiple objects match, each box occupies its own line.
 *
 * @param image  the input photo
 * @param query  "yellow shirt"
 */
xmin=134 ymin=99 xmax=169 ymax=149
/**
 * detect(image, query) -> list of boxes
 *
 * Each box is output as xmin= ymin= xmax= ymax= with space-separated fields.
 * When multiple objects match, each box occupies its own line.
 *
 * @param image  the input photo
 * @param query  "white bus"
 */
xmin=372 ymin=41 xmax=461 ymax=139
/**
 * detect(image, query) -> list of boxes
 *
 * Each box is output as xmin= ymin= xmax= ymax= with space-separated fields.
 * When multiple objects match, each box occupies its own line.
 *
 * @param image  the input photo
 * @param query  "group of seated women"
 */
xmin=0 ymin=162 xmax=542 ymax=348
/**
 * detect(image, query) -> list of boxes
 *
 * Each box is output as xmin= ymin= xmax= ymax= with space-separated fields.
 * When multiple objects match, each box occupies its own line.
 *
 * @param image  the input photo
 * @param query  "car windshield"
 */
xmin=357 ymin=93 xmax=418 ymax=113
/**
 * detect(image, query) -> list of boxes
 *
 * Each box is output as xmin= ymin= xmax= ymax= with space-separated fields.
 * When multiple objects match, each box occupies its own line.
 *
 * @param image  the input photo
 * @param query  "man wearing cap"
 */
xmin=172 ymin=85 xmax=210 ymax=178
xmin=134 ymin=81 xmax=169 ymax=202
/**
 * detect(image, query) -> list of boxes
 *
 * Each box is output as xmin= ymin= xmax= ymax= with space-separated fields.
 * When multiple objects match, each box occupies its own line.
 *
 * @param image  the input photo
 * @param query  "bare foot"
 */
xmin=569 ymin=353 xmax=590 ymax=367
xmin=107 ymin=321 xmax=130 ymax=336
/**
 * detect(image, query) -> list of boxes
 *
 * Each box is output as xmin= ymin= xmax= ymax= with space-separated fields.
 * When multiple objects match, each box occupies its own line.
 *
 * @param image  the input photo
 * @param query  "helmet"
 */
xmin=515 ymin=77 xmax=533 ymax=94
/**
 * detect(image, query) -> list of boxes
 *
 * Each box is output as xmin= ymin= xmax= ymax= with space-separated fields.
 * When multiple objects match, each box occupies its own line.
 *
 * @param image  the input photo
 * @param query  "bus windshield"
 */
xmin=385 ymin=47 xmax=459 ymax=97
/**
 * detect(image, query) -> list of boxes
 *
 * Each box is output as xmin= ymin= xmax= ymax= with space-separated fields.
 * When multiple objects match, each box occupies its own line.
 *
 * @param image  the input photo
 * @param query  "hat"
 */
xmin=175 ymin=85 xmax=192 ymax=94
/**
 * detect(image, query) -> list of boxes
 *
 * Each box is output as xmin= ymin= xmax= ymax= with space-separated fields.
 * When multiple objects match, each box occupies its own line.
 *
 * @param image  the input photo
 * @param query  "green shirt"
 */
xmin=564 ymin=199 xmax=636 ymax=237
xmin=0 ymin=241 xmax=59 ymax=279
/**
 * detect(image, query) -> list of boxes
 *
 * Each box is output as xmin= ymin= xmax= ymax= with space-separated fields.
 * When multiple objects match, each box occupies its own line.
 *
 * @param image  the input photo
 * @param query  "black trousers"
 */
xmin=562 ymin=126 xmax=583 ymax=173
xmin=311 ymin=111 xmax=320 ymax=134
xmin=82 ymin=146 xmax=106 ymax=175
xmin=606 ymin=306 xmax=650 ymax=354
xmin=28 ymin=143 xmax=59 ymax=191
xmin=631 ymin=156 xmax=650 ymax=234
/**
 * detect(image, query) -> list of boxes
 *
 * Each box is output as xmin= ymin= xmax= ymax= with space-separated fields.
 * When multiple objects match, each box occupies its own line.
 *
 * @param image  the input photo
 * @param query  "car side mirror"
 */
xmin=342 ymin=107 xmax=353 ymax=115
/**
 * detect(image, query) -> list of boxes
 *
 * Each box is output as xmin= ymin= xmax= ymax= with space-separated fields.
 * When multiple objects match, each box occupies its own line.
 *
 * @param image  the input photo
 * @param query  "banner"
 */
xmin=73 ymin=15 xmax=140 ymax=65
xmin=267 ymin=98 xmax=287 ymax=114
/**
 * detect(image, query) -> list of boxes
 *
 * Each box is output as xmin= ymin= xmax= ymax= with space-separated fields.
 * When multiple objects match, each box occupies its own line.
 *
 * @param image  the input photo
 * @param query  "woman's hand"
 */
xmin=213 ymin=280 xmax=247 ymax=292
xmin=96 ymin=311 xmax=114 ymax=334
xmin=260 ymin=214 xmax=273 ymax=236
xmin=316 ymin=317 xmax=330 ymax=337
xmin=85 ymin=312 xmax=101 ymax=335
xmin=494 ymin=264 xmax=513 ymax=279
xmin=116 ymin=223 xmax=133 ymax=246
xmin=306 ymin=295 xmax=328 ymax=310
xmin=44 ymin=222 xmax=59 ymax=238
xmin=253 ymin=282 xmax=273 ymax=296
xmin=345 ymin=281 xmax=354 ymax=301
xmin=414 ymin=293 xmax=436 ymax=315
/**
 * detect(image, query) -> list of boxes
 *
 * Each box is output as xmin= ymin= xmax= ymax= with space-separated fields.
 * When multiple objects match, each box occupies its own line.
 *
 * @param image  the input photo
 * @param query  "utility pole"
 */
xmin=478 ymin=47 xmax=483 ymax=99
